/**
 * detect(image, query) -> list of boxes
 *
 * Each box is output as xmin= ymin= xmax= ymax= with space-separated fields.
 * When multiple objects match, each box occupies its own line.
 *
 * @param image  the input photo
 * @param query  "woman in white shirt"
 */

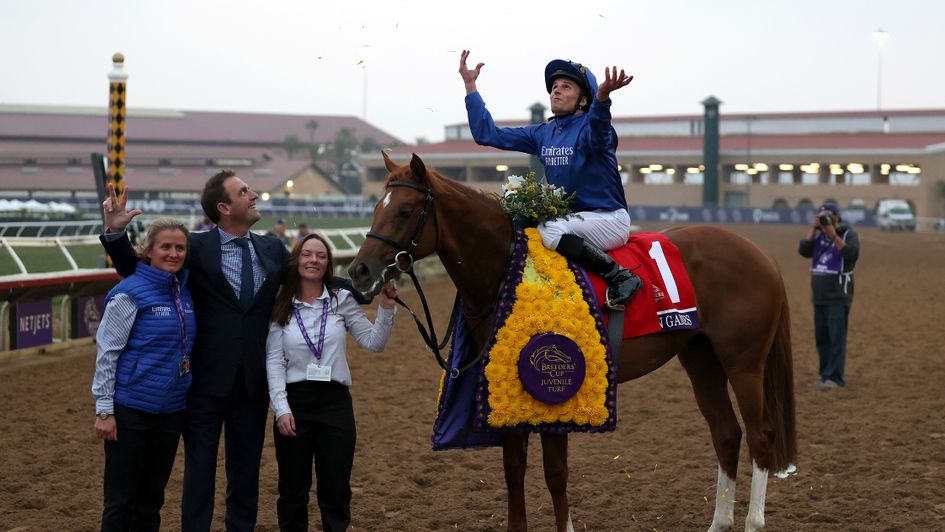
xmin=265 ymin=232 xmax=397 ymax=532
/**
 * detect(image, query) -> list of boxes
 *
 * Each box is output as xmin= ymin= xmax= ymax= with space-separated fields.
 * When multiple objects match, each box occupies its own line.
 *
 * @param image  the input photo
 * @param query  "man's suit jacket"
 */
xmin=102 ymin=228 xmax=289 ymax=399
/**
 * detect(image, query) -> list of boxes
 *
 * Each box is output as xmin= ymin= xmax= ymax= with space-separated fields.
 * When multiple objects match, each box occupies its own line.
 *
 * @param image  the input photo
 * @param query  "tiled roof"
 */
xmin=0 ymin=105 xmax=403 ymax=193
xmin=0 ymin=106 xmax=403 ymax=146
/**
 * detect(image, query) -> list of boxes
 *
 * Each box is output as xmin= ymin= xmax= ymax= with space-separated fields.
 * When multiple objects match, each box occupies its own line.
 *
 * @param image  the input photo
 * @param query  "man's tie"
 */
xmin=234 ymin=238 xmax=254 ymax=309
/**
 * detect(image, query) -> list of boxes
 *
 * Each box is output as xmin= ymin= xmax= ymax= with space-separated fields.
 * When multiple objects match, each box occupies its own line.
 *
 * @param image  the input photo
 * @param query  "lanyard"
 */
xmin=172 ymin=279 xmax=190 ymax=364
xmin=294 ymin=299 xmax=330 ymax=361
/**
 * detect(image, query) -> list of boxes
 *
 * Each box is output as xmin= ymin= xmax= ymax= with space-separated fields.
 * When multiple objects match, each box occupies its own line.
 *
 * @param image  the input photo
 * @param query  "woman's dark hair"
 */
xmin=271 ymin=232 xmax=336 ymax=326
xmin=201 ymin=170 xmax=236 ymax=223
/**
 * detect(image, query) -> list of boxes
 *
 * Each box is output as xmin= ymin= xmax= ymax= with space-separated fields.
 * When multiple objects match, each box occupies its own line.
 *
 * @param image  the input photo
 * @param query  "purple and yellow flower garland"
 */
xmin=476 ymin=228 xmax=617 ymax=433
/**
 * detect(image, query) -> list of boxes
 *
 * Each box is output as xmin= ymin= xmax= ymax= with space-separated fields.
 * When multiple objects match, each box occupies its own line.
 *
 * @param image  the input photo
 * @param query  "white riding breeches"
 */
xmin=537 ymin=208 xmax=631 ymax=251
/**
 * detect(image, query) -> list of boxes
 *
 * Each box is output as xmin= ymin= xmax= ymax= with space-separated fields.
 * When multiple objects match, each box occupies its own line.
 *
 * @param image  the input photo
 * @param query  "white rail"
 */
xmin=315 ymin=227 xmax=369 ymax=261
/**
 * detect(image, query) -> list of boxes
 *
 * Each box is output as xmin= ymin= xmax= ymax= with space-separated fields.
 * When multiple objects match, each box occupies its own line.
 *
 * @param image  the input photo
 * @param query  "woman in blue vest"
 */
xmin=265 ymin=233 xmax=398 ymax=532
xmin=91 ymin=218 xmax=196 ymax=531
xmin=459 ymin=50 xmax=642 ymax=310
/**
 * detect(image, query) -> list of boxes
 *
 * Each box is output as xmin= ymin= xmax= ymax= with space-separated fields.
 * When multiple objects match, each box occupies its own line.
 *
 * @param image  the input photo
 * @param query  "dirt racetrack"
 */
xmin=1 ymin=223 xmax=944 ymax=531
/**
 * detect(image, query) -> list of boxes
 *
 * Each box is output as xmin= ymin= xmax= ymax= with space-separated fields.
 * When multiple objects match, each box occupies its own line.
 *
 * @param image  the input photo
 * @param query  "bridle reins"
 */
xmin=363 ymin=180 xmax=509 ymax=377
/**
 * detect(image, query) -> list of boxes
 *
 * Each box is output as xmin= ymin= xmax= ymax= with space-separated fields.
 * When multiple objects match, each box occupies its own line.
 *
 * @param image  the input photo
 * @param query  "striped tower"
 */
xmin=106 ymin=53 xmax=129 ymax=197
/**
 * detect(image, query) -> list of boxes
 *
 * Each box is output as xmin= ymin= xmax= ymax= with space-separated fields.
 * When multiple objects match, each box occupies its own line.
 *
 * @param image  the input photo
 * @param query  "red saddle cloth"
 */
xmin=584 ymin=232 xmax=700 ymax=339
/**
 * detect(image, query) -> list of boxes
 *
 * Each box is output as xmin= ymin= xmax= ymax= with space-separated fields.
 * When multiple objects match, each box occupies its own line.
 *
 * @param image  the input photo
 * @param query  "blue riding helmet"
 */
xmin=544 ymin=59 xmax=598 ymax=111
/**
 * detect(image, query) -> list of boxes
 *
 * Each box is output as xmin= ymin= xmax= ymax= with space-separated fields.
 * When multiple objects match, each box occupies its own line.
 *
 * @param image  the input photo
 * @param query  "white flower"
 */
xmin=502 ymin=174 xmax=526 ymax=197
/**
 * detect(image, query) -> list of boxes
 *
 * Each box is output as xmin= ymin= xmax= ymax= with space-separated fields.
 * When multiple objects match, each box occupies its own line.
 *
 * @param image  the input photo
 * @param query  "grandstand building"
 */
xmin=366 ymin=105 xmax=945 ymax=221
xmin=3 ymin=103 xmax=945 ymax=222
xmin=0 ymin=104 xmax=402 ymax=212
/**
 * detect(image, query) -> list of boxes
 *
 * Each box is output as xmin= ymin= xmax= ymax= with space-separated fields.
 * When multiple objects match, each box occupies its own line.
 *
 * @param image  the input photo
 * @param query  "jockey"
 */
xmin=459 ymin=51 xmax=642 ymax=310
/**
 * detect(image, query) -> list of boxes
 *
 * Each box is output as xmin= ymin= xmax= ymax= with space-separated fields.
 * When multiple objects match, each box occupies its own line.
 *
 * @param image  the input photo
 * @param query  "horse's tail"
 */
xmin=763 ymin=286 xmax=797 ymax=473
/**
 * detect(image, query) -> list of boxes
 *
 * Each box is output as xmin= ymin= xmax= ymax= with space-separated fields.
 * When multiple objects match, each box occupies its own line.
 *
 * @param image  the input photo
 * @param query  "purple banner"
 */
xmin=73 ymin=295 xmax=105 ymax=338
xmin=517 ymin=333 xmax=586 ymax=405
xmin=629 ymin=206 xmax=874 ymax=227
xmin=14 ymin=299 xmax=53 ymax=349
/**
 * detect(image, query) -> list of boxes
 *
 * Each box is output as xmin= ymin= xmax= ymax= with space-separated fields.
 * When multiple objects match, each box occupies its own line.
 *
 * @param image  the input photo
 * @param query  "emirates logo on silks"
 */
xmin=652 ymin=283 xmax=665 ymax=302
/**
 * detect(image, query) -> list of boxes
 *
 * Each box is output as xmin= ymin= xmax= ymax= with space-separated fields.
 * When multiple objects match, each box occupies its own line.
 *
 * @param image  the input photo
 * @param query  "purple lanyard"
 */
xmin=172 ymin=280 xmax=189 ymax=363
xmin=294 ymin=299 xmax=330 ymax=361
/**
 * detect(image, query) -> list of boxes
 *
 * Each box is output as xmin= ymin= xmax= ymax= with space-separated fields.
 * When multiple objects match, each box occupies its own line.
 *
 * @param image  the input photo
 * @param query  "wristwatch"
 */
xmin=96 ymin=412 xmax=112 ymax=420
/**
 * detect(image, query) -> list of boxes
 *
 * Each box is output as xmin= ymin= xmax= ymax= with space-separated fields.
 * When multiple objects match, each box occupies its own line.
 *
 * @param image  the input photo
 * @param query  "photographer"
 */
xmin=798 ymin=203 xmax=860 ymax=388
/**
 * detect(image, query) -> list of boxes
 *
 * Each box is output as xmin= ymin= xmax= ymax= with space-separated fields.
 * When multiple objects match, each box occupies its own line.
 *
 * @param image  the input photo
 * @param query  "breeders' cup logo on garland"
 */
xmin=517 ymin=333 xmax=586 ymax=405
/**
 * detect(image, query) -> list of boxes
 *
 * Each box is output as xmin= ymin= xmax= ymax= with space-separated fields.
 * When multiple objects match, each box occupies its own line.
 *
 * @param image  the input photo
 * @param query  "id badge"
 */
xmin=306 ymin=363 xmax=331 ymax=382
xmin=179 ymin=358 xmax=191 ymax=377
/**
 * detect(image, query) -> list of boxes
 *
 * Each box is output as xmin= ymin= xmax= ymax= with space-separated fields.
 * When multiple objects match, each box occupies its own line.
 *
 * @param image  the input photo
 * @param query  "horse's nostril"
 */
xmin=349 ymin=262 xmax=367 ymax=282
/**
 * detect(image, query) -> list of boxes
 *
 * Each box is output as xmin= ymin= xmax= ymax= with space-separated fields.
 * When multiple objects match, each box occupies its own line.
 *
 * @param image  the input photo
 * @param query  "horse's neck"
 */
xmin=433 ymin=185 xmax=510 ymax=317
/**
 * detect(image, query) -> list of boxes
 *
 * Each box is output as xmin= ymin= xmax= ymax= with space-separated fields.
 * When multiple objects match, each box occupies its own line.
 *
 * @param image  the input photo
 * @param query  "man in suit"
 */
xmin=101 ymin=171 xmax=368 ymax=531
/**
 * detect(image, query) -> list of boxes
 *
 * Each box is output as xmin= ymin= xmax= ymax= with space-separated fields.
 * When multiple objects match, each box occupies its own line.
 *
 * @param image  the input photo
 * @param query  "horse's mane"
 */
xmin=384 ymin=163 xmax=507 ymax=217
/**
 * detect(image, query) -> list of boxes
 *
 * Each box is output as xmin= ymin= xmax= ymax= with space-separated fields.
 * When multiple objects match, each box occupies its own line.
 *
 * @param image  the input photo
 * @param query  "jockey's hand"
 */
xmin=277 ymin=413 xmax=297 ymax=437
xmin=597 ymin=66 xmax=633 ymax=102
xmin=459 ymin=50 xmax=484 ymax=94
xmin=102 ymin=181 xmax=142 ymax=233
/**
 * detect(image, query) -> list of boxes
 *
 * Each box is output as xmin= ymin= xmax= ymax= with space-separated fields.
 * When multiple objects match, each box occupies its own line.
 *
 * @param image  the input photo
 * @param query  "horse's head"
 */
xmin=348 ymin=152 xmax=439 ymax=296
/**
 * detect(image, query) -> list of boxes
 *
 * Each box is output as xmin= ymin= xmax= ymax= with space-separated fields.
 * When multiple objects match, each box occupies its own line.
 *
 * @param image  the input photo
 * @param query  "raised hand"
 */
xmin=102 ymin=181 xmax=142 ymax=232
xmin=459 ymin=50 xmax=485 ymax=94
xmin=597 ymin=66 xmax=634 ymax=102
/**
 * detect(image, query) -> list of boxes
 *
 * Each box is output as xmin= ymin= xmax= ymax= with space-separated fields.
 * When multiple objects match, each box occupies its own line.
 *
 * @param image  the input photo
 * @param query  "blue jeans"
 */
xmin=813 ymin=303 xmax=850 ymax=386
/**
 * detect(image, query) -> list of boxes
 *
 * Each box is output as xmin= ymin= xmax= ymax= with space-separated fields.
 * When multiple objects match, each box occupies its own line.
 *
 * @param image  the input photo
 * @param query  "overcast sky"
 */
xmin=2 ymin=0 xmax=944 ymax=144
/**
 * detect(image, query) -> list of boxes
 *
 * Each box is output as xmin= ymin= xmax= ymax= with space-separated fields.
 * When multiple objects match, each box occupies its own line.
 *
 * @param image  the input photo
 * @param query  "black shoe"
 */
xmin=556 ymin=234 xmax=642 ymax=310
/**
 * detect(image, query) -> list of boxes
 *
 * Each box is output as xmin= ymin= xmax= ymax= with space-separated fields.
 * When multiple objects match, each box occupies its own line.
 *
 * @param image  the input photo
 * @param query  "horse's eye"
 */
xmin=397 ymin=205 xmax=412 ymax=220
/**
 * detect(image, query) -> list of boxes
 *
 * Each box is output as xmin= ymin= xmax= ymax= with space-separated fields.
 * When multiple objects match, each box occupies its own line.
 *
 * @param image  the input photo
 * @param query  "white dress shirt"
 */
xmin=91 ymin=293 xmax=137 ymax=414
xmin=265 ymin=288 xmax=396 ymax=419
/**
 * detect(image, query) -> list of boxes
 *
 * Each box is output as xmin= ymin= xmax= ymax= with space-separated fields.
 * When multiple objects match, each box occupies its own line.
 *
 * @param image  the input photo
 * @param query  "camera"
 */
xmin=819 ymin=213 xmax=834 ymax=226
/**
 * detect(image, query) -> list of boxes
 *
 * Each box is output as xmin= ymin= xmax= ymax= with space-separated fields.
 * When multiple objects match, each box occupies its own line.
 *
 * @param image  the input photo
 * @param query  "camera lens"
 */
xmin=819 ymin=214 xmax=831 ymax=225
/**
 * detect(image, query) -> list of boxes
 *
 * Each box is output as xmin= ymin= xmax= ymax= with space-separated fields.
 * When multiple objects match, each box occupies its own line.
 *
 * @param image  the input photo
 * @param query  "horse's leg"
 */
xmin=727 ymin=370 xmax=771 ymax=532
xmin=540 ymin=433 xmax=573 ymax=532
xmin=678 ymin=337 xmax=742 ymax=532
xmin=503 ymin=433 xmax=530 ymax=532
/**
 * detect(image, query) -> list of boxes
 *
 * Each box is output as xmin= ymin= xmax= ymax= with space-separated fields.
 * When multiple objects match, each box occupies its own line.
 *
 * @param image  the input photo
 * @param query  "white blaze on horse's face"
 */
xmin=382 ymin=191 xmax=392 ymax=209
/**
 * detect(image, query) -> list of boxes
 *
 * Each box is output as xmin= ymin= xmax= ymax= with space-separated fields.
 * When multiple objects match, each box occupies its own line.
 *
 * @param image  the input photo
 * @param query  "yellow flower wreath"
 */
xmin=483 ymin=228 xmax=610 ymax=428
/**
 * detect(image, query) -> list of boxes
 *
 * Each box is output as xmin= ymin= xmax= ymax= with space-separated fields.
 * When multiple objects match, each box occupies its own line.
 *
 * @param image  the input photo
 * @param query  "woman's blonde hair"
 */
xmin=134 ymin=218 xmax=190 ymax=263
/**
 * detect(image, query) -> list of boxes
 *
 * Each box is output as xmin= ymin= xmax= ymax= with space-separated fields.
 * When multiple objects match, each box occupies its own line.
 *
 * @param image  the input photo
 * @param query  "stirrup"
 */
xmin=604 ymin=294 xmax=626 ymax=312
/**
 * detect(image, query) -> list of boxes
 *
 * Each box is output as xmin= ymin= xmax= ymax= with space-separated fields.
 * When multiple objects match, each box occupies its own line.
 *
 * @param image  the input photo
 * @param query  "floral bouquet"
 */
xmin=497 ymin=172 xmax=576 ymax=227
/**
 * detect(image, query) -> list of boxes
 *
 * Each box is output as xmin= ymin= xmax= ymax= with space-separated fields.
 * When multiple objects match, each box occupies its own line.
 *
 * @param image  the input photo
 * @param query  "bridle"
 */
xmin=363 ymin=180 xmax=507 ymax=377
xmin=365 ymin=181 xmax=438 ymax=270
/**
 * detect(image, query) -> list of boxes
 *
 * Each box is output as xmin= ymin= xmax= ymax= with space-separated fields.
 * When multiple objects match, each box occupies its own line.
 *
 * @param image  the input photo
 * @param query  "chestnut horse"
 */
xmin=348 ymin=153 xmax=796 ymax=532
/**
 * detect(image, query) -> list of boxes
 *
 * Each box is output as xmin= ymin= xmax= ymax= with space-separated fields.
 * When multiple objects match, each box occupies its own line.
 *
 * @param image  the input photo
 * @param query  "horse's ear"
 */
xmin=409 ymin=153 xmax=428 ymax=184
xmin=382 ymin=150 xmax=398 ymax=172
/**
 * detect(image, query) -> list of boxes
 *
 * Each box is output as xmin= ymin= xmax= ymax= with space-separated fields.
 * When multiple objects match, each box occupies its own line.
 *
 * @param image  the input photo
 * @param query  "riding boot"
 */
xmin=556 ymin=233 xmax=642 ymax=310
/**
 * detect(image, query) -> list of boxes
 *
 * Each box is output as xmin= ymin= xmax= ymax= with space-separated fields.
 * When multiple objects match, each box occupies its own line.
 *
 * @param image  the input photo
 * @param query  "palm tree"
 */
xmin=305 ymin=120 xmax=319 ymax=146
xmin=282 ymin=135 xmax=302 ymax=158
xmin=305 ymin=120 xmax=319 ymax=163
